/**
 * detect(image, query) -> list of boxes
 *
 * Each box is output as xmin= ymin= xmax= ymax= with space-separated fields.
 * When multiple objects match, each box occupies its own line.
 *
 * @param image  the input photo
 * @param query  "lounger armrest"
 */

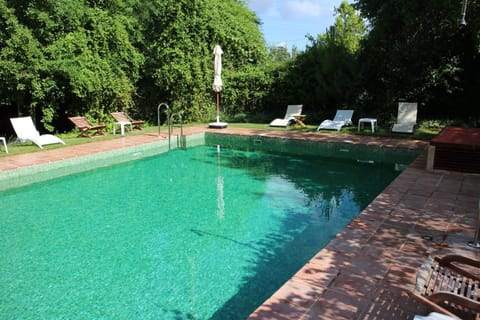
xmin=411 ymin=255 xmax=480 ymax=318
xmin=409 ymin=292 xmax=461 ymax=319
xmin=428 ymin=291 xmax=480 ymax=314
xmin=435 ymin=255 xmax=480 ymax=281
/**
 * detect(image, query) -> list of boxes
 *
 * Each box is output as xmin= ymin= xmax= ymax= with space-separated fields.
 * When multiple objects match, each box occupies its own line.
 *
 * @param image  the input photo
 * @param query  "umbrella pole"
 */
xmin=216 ymin=92 xmax=220 ymax=123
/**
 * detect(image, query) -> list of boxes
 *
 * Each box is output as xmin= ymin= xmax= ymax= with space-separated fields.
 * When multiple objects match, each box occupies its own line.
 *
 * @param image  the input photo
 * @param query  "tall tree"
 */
xmin=330 ymin=0 xmax=367 ymax=54
xmin=136 ymin=0 xmax=267 ymax=122
xmin=1 ymin=0 xmax=269 ymax=130
xmin=0 ymin=0 xmax=46 ymax=117
xmin=355 ymin=0 xmax=480 ymax=122
xmin=263 ymin=1 xmax=366 ymax=122
xmin=0 ymin=0 xmax=144 ymax=131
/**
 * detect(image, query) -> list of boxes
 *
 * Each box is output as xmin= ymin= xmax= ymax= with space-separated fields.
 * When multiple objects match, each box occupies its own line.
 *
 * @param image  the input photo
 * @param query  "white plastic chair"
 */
xmin=0 ymin=137 xmax=8 ymax=153
xmin=317 ymin=110 xmax=354 ymax=131
xmin=391 ymin=102 xmax=417 ymax=133
xmin=269 ymin=105 xmax=303 ymax=127
xmin=10 ymin=116 xmax=65 ymax=149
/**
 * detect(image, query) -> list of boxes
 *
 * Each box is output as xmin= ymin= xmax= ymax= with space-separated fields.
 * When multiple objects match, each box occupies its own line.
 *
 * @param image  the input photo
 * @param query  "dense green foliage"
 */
xmin=355 ymin=0 xmax=480 ymax=124
xmin=0 ymin=0 xmax=267 ymax=132
xmin=0 ymin=0 xmax=144 ymax=131
xmin=261 ymin=1 xmax=367 ymax=123
xmin=263 ymin=0 xmax=479 ymax=125
xmin=136 ymin=0 xmax=267 ymax=122
xmin=0 ymin=0 xmax=478 ymax=135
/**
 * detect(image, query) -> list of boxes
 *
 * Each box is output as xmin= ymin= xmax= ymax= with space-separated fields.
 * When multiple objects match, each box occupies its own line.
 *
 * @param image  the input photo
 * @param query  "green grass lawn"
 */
xmin=0 ymin=122 xmax=440 ymax=158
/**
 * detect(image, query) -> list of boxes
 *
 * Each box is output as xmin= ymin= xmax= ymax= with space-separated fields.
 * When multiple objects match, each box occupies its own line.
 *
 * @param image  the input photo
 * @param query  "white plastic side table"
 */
xmin=358 ymin=118 xmax=377 ymax=133
xmin=113 ymin=121 xmax=133 ymax=136
xmin=0 ymin=137 xmax=8 ymax=153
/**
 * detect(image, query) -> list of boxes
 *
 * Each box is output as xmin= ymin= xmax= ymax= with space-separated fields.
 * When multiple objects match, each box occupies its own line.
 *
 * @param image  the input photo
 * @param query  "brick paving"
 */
xmin=1 ymin=126 xmax=479 ymax=320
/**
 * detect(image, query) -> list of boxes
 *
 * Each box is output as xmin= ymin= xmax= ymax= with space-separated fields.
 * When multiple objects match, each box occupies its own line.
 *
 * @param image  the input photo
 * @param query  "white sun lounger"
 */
xmin=317 ymin=110 xmax=354 ymax=131
xmin=10 ymin=116 xmax=65 ymax=149
xmin=391 ymin=102 xmax=417 ymax=133
xmin=269 ymin=105 xmax=303 ymax=127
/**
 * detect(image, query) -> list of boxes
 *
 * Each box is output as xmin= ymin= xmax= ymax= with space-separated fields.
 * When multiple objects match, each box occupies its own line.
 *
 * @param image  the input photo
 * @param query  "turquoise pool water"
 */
xmin=0 ymin=144 xmax=413 ymax=319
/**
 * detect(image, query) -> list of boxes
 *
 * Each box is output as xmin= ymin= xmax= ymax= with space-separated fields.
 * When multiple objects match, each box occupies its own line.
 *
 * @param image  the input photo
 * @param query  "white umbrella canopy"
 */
xmin=209 ymin=44 xmax=228 ymax=128
xmin=212 ymin=45 xmax=223 ymax=93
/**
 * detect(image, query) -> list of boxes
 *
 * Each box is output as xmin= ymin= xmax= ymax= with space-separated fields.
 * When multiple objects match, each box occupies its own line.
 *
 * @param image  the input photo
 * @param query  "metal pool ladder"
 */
xmin=158 ymin=102 xmax=172 ymax=149
xmin=170 ymin=113 xmax=185 ymax=149
xmin=157 ymin=103 xmax=185 ymax=150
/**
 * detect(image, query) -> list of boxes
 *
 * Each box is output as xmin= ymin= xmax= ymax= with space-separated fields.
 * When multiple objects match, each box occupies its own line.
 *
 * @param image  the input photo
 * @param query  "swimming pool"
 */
xmin=0 ymin=138 xmax=419 ymax=319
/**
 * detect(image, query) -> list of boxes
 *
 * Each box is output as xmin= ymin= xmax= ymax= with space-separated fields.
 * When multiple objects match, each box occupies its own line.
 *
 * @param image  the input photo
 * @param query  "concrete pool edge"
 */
xmin=0 ymin=130 xmax=423 ymax=192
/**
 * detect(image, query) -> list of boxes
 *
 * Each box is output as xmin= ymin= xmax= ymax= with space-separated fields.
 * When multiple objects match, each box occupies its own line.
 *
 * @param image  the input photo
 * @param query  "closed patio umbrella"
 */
xmin=209 ymin=44 xmax=228 ymax=128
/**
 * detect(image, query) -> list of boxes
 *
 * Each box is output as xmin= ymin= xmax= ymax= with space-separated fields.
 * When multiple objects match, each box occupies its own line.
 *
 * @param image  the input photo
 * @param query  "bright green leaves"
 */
xmin=0 ymin=0 xmax=267 ymax=127
xmin=0 ymin=0 xmax=143 ymax=128
xmin=355 ymin=0 xmax=480 ymax=121
xmin=0 ymin=0 xmax=45 ymax=109
xmin=137 ymin=0 xmax=267 ymax=122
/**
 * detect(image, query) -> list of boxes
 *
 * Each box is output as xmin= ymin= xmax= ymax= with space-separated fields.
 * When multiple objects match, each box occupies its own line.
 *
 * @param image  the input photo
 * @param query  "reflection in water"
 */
xmin=216 ymin=145 xmax=225 ymax=219
xmin=329 ymin=195 xmax=338 ymax=216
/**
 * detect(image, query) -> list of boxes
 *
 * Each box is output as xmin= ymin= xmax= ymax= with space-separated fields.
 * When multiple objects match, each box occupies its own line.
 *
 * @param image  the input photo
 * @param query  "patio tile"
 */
xmin=382 ymin=264 xmax=418 ymax=290
xmin=342 ymin=255 xmax=390 ymax=280
xmin=268 ymin=278 xmax=326 ymax=308
xmin=359 ymin=243 xmax=401 ymax=263
xmin=360 ymin=283 xmax=427 ymax=320
xmin=329 ymin=272 xmax=379 ymax=299
xmin=396 ymin=194 xmax=429 ymax=210
xmin=248 ymin=301 xmax=307 ymax=320
xmin=367 ymin=224 xmax=410 ymax=249
xmin=324 ymin=236 xmax=363 ymax=254
xmin=383 ymin=208 xmax=422 ymax=230
xmin=292 ymin=261 xmax=339 ymax=288
xmin=460 ymin=176 xmax=480 ymax=196
xmin=455 ymin=195 xmax=480 ymax=212
xmin=423 ymin=198 xmax=457 ymax=213
xmin=399 ymin=238 xmax=437 ymax=264
xmin=304 ymin=288 xmax=370 ymax=320
xmin=309 ymin=249 xmax=354 ymax=271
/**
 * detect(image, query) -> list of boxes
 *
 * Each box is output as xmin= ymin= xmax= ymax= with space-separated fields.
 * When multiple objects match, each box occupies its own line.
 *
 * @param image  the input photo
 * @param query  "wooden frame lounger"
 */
xmin=68 ymin=116 xmax=106 ymax=138
xmin=110 ymin=112 xmax=145 ymax=131
xmin=411 ymin=254 xmax=480 ymax=319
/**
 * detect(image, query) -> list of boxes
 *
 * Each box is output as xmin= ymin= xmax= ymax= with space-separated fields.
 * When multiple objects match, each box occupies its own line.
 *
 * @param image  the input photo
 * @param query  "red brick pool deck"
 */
xmin=1 ymin=126 xmax=479 ymax=320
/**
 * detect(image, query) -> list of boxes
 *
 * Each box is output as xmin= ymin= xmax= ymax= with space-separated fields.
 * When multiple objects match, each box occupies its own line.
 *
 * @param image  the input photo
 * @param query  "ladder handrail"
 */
xmin=158 ymin=102 xmax=173 ymax=150
xmin=157 ymin=102 xmax=170 ymax=138
xmin=170 ymin=113 xmax=184 ymax=149
xmin=170 ymin=113 xmax=183 ymax=137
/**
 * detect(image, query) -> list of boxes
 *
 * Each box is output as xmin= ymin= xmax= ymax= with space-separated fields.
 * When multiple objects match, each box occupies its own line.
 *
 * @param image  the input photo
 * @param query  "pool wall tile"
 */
xmin=0 ymin=134 xmax=205 ymax=191
xmin=204 ymin=133 xmax=420 ymax=165
xmin=0 ymin=132 xmax=419 ymax=192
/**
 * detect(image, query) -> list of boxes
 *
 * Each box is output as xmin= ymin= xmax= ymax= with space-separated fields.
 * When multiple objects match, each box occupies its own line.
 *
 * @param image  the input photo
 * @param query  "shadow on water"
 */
xmin=205 ymin=208 xmax=333 ymax=320
xmin=201 ymin=146 xmax=407 ymax=320
xmin=190 ymin=229 xmax=258 ymax=250
xmin=180 ymin=145 xmax=413 ymax=319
